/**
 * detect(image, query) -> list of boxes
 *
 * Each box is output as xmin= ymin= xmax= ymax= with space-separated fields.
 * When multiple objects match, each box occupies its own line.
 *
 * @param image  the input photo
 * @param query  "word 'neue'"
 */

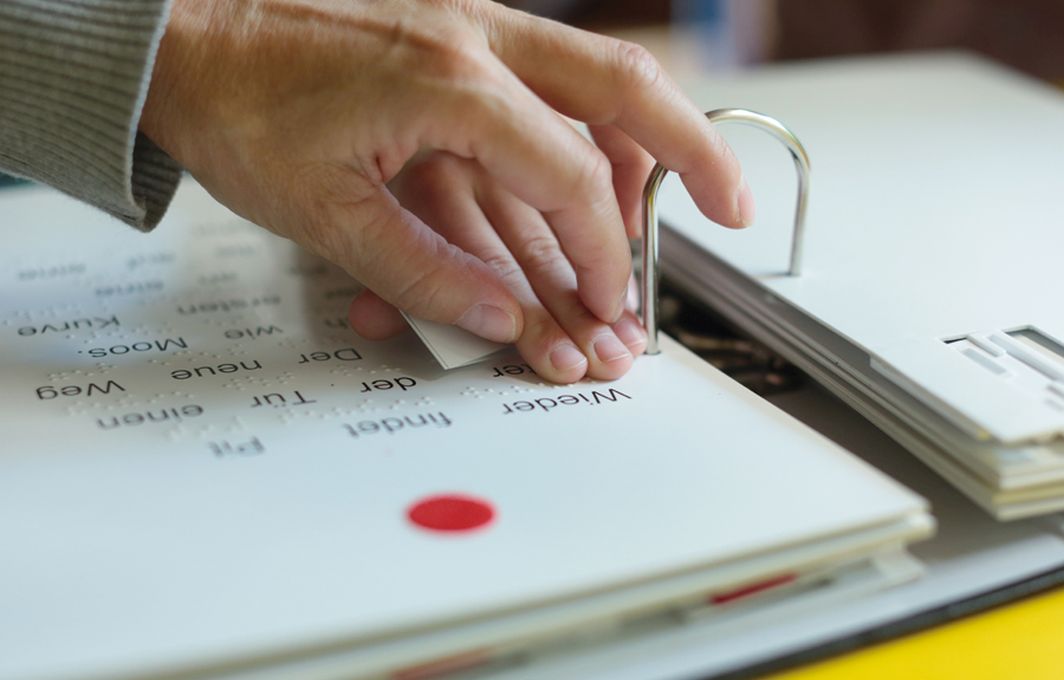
xmin=171 ymin=360 xmax=262 ymax=380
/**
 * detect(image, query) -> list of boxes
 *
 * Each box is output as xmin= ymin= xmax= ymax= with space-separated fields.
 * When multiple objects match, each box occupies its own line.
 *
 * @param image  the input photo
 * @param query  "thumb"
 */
xmin=316 ymin=187 xmax=522 ymax=344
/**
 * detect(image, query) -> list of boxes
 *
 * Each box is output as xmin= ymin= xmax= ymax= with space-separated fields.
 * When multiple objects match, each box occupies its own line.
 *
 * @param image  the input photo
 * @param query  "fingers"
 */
xmin=420 ymin=51 xmax=631 ymax=324
xmin=307 ymin=181 xmax=522 ymax=344
xmin=473 ymin=163 xmax=649 ymax=380
xmin=348 ymin=289 xmax=406 ymax=340
xmin=397 ymin=155 xmax=587 ymax=382
xmin=589 ymin=124 xmax=655 ymax=239
xmin=626 ymin=274 xmax=640 ymax=313
xmin=396 ymin=154 xmax=647 ymax=382
xmin=486 ymin=12 xmax=754 ymax=229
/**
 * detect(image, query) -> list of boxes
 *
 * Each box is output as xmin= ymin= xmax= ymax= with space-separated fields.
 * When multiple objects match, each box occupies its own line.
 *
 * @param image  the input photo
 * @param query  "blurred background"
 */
xmin=3 ymin=0 xmax=1060 ymax=190
xmin=509 ymin=0 xmax=1064 ymax=83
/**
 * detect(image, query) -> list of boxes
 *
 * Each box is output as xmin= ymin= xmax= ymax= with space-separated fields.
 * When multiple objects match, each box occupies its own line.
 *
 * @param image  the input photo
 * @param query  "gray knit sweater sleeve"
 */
xmin=0 ymin=0 xmax=182 ymax=230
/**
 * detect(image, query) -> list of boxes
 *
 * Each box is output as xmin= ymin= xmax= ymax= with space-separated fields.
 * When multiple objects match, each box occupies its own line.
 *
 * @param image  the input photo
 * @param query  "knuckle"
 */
xmin=613 ymin=40 xmax=663 ymax=95
xmin=390 ymin=256 xmax=448 ymax=313
xmin=385 ymin=9 xmax=493 ymax=85
xmin=519 ymin=234 xmax=565 ymax=274
xmin=313 ymin=200 xmax=395 ymax=285
xmin=288 ymin=169 xmax=369 ymax=269
xmin=301 ymin=204 xmax=359 ymax=269
xmin=479 ymin=251 xmax=523 ymax=285
xmin=390 ymin=238 xmax=479 ymax=321
xmin=390 ymin=272 xmax=434 ymax=313
xmin=574 ymin=250 xmax=630 ymax=292
xmin=441 ymin=0 xmax=490 ymax=18
xmin=430 ymin=37 xmax=492 ymax=83
xmin=523 ymin=314 xmax=566 ymax=347
xmin=572 ymin=149 xmax=613 ymax=198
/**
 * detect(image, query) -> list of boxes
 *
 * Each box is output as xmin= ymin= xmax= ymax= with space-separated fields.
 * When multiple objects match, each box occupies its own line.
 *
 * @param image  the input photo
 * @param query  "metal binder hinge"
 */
xmin=641 ymin=108 xmax=812 ymax=355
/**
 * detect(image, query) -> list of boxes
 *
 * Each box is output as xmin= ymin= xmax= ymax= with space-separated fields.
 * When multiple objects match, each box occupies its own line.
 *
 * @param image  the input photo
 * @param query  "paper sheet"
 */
xmin=402 ymin=312 xmax=507 ymax=369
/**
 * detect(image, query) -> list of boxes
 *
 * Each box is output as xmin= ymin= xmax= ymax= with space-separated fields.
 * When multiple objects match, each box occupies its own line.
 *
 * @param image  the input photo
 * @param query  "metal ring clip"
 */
xmin=641 ymin=108 xmax=811 ymax=355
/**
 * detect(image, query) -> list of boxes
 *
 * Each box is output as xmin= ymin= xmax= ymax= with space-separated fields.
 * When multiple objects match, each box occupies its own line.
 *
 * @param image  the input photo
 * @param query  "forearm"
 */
xmin=0 ymin=0 xmax=182 ymax=230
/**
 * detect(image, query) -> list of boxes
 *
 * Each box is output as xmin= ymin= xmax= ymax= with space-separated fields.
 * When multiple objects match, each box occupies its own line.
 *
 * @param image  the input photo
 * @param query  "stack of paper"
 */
xmin=660 ymin=52 xmax=1064 ymax=519
xmin=0 ymin=181 xmax=931 ymax=678
xmin=481 ymin=381 xmax=1064 ymax=679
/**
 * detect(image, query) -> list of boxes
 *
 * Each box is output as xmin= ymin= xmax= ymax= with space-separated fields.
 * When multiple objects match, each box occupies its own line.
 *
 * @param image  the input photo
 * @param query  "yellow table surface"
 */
xmin=768 ymin=586 xmax=1064 ymax=679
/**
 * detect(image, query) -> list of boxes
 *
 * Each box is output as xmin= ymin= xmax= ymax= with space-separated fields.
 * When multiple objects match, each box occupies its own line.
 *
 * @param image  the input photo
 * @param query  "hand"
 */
xmin=140 ymin=0 xmax=752 ymax=379
xmin=374 ymin=152 xmax=647 ymax=382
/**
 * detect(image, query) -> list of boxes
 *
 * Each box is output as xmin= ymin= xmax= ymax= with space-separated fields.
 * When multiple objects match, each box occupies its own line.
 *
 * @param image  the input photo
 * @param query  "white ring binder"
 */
xmin=641 ymin=108 xmax=811 ymax=355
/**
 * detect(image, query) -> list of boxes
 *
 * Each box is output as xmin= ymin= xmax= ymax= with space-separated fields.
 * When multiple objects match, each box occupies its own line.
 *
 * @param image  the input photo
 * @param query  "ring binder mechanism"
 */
xmin=641 ymin=108 xmax=811 ymax=355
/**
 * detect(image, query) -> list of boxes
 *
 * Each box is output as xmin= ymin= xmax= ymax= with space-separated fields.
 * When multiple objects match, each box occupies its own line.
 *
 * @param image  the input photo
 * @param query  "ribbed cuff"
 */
xmin=0 ymin=0 xmax=182 ymax=231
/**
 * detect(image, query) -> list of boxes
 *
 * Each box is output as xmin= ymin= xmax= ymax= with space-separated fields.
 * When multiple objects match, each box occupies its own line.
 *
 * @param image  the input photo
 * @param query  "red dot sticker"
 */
xmin=407 ymin=494 xmax=495 ymax=533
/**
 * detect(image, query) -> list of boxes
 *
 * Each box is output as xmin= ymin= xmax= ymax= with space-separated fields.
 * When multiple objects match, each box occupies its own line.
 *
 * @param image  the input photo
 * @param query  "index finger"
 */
xmin=486 ymin=12 xmax=753 ymax=229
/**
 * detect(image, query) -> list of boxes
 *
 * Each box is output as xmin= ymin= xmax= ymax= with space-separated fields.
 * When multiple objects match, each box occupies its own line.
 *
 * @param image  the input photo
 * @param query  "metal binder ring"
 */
xmin=641 ymin=108 xmax=811 ymax=356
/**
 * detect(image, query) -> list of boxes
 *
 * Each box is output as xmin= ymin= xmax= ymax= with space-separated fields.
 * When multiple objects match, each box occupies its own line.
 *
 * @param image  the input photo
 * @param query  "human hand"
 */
xmin=140 ymin=0 xmax=752 ymax=380
xmin=376 ymin=152 xmax=646 ymax=382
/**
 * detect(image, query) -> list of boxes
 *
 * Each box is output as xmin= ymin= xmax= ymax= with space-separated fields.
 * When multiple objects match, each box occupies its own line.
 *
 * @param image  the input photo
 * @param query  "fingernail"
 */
xmin=550 ymin=343 xmax=587 ymax=372
xmin=626 ymin=277 xmax=640 ymax=313
xmin=456 ymin=304 xmax=518 ymax=343
xmin=611 ymin=288 xmax=628 ymax=322
xmin=613 ymin=317 xmax=647 ymax=353
xmin=736 ymin=176 xmax=755 ymax=227
xmin=593 ymin=334 xmax=632 ymax=364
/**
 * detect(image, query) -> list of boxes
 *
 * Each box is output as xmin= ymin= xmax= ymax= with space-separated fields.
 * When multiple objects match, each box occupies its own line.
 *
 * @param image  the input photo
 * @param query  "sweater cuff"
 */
xmin=0 ymin=0 xmax=182 ymax=231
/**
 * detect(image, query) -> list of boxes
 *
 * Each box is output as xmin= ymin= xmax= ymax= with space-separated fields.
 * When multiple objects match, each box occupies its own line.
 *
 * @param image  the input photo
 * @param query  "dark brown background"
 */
xmin=515 ymin=0 xmax=1064 ymax=82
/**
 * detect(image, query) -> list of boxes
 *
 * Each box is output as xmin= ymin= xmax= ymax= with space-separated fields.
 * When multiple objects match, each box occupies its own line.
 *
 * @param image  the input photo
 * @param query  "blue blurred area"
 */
xmin=672 ymin=0 xmax=773 ymax=71
xmin=672 ymin=0 xmax=739 ymax=70
xmin=0 ymin=172 xmax=28 ymax=188
xmin=675 ymin=0 xmax=725 ymax=24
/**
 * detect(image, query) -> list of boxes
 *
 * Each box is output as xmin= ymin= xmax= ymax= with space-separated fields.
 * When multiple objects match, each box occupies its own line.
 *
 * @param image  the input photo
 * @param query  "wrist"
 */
xmin=140 ymin=1 xmax=177 ymax=143
xmin=141 ymin=0 xmax=226 ymax=163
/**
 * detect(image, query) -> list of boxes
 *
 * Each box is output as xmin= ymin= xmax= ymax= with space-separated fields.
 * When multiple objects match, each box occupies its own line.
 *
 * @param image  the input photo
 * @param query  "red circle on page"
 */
xmin=407 ymin=494 xmax=495 ymax=533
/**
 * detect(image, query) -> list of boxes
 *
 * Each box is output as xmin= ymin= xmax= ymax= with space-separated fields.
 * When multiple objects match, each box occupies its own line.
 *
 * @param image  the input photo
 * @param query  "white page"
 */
xmin=402 ymin=313 xmax=507 ymax=369
xmin=657 ymin=52 xmax=1064 ymax=445
xmin=0 ymin=181 xmax=926 ymax=679
xmin=485 ymin=383 xmax=1064 ymax=680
